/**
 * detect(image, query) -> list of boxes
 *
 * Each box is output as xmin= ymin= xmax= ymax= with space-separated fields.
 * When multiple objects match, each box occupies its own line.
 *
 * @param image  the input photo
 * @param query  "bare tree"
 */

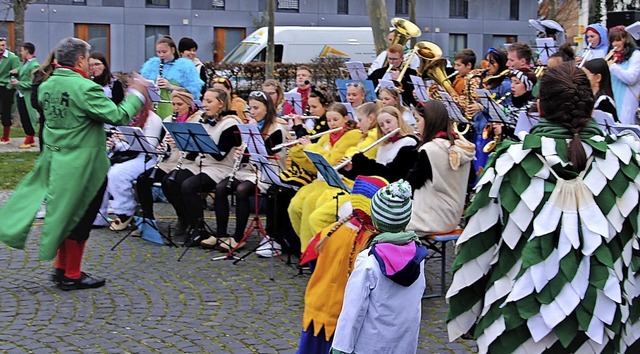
xmin=1 ymin=0 xmax=36 ymax=52
xmin=409 ymin=0 xmax=417 ymax=48
xmin=366 ymin=0 xmax=389 ymax=55
xmin=265 ymin=0 xmax=274 ymax=79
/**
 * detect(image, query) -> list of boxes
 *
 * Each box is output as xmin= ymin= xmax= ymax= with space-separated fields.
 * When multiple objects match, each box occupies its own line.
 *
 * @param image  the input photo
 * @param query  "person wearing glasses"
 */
xmin=0 ymin=37 xmax=21 ymax=144
xmin=211 ymin=76 xmax=247 ymax=122
xmin=89 ymin=52 xmax=124 ymax=105
xmin=262 ymin=79 xmax=285 ymax=116
xmin=203 ymin=90 xmax=289 ymax=251
xmin=140 ymin=36 xmax=204 ymax=119
xmin=367 ymin=44 xmax=417 ymax=108
xmin=346 ymin=82 xmax=366 ymax=109
xmin=11 ymin=42 xmax=39 ymax=149
xmin=368 ymin=28 xmax=420 ymax=74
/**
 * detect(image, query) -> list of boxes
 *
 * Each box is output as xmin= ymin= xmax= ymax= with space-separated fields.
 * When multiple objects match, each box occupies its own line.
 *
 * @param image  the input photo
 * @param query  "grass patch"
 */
xmin=9 ymin=127 xmax=27 ymax=139
xmin=0 ymin=151 xmax=39 ymax=190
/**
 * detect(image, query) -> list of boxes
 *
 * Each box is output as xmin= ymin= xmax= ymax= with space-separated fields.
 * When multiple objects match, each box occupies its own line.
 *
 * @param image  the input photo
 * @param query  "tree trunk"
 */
xmin=409 ymin=0 xmax=417 ymax=48
xmin=265 ymin=0 xmax=275 ymax=80
xmin=366 ymin=0 xmax=389 ymax=55
xmin=13 ymin=0 xmax=26 ymax=52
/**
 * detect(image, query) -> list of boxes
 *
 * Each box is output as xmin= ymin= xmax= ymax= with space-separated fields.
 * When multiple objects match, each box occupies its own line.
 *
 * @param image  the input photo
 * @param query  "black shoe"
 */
xmin=57 ymin=272 xmax=106 ymax=291
xmin=50 ymin=268 xmax=65 ymax=283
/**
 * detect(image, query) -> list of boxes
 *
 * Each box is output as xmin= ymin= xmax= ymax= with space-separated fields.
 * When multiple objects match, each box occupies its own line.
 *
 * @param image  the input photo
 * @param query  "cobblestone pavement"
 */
xmin=0 ymin=191 xmax=477 ymax=353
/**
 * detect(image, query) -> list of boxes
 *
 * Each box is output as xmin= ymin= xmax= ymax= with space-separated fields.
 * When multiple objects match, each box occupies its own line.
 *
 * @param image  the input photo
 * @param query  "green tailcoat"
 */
xmin=0 ymin=68 xmax=143 ymax=260
xmin=15 ymin=57 xmax=40 ymax=127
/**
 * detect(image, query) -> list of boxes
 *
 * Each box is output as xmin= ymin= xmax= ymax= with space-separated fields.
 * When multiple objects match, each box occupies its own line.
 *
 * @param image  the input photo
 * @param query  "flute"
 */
xmin=272 ymin=127 xmax=343 ymax=151
xmin=334 ymin=127 xmax=401 ymax=170
xmin=577 ymin=44 xmax=592 ymax=69
xmin=227 ymin=141 xmax=248 ymax=189
xmin=282 ymin=114 xmax=320 ymax=120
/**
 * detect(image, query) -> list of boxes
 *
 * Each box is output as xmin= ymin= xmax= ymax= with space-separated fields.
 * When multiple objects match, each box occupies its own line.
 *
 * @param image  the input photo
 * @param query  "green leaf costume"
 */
xmin=446 ymin=120 xmax=640 ymax=353
xmin=0 ymin=68 xmax=143 ymax=260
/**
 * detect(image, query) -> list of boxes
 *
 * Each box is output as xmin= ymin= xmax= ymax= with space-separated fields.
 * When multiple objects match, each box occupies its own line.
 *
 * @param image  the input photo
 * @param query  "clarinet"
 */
xmin=227 ymin=141 xmax=247 ymax=189
xmin=149 ymin=112 xmax=177 ymax=179
xmin=153 ymin=59 xmax=164 ymax=111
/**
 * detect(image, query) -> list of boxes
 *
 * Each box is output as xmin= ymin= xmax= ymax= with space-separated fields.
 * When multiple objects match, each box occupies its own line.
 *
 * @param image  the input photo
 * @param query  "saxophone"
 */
xmin=459 ymin=69 xmax=486 ymax=121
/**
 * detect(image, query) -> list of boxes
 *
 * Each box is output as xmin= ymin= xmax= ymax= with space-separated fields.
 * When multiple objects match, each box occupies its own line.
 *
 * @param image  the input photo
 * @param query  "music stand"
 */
xmin=438 ymin=91 xmax=467 ymax=125
xmin=410 ymin=74 xmax=429 ymax=103
xmin=110 ymin=127 xmax=178 ymax=248
xmin=475 ymin=89 xmax=516 ymax=126
xmin=345 ymin=61 xmax=368 ymax=80
xmin=304 ymin=151 xmax=351 ymax=225
xmin=164 ymin=122 xmax=220 ymax=261
xmin=284 ymin=92 xmax=304 ymax=115
xmin=535 ymin=38 xmax=556 ymax=65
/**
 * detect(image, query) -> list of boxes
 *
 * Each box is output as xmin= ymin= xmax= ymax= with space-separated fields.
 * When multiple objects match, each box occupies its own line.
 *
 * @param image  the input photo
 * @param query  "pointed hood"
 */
xmin=584 ymin=23 xmax=609 ymax=52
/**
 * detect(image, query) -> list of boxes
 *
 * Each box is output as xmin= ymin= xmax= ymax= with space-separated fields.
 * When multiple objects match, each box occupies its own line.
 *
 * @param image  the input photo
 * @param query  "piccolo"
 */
xmin=272 ymin=127 xmax=343 ymax=151
xmin=227 ymin=141 xmax=248 ymax=189
xmin=334 ymin=127 xmax=401 ymax=170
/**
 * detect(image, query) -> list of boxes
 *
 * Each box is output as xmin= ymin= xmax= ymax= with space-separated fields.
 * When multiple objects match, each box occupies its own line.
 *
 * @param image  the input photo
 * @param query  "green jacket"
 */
xmin=0 ymin=68 xmax=143 ymax=260
xmin=15 ymin=57 xmax=40 ymax=127
xmin=0 ymin=50 xmax=20 ymax=89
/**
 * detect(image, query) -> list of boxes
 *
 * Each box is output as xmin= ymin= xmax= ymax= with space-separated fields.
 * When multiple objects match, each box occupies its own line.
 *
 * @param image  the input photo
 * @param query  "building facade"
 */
xmin=0 ymin=0 xmax=537 ymax=71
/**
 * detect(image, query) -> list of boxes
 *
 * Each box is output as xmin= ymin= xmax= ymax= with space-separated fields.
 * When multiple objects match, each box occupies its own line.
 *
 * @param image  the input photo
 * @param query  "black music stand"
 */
xmin=304 ymin=150 xmax=351 ymax=222
xmin=592 ymin=109 xmax=617 ymax=134
xmin=534 ymin=38 xmax=557 ymax=66
xmin=475 ymin=89 xmax=517 ymax=126
xmin=410 ymin=74 xmax=429 ymax=103
xmin=110 ymin=127 xmax=178 ymax=249
xmin=164 ymin=122 xmax=220 ymax=261
xmin=438 ymin=91 xmax=467 ymax=125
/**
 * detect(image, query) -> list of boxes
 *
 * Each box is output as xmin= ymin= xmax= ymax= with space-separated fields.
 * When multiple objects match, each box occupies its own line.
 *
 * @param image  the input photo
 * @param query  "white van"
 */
xmin=221 ymin=26 xmax=377 ymax=64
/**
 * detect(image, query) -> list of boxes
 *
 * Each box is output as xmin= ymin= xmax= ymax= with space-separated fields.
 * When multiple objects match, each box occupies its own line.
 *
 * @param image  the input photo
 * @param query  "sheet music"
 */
xmin=514 ymin=111 xmax=539 ymax=135
xmin=342 ymin=102 xmax=355 ymax=120
xmin=592 ymin=109 xmax=617 ymax=134
xmin=535 ymin=38 xmax=557 ymax=65
xmin=237 ymin=124 xmax=269 ymax=156
xmin=116 ymin=126 xmax=159 ymax=153
xmin=163 ymin=122 xmax=219 ymax=154
xmin=250 ymin=153 xmax=291 ymax=188
xmin=284 ymin=92 xmax=303 ymax=115
xmin=345 ymin=61 xmax=367 ymax=80
xmin=410 ymin=75 xmax=429 ymax=102
xmin=378 ymin=79 xmax=395 ymax=91
xmin=475 ymin=89 xmax=514 ymax=125
xmin=438 ymin=91 xmax=466 ymax=123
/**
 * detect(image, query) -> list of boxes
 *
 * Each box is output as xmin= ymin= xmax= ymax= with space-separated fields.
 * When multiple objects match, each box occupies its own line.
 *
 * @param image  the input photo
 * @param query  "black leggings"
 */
xmin=215 ymin=178 xmax=255 ymax=242
xmin=68 ymin=179 xmax=107 ymax=242
xmin=17 ymin=96 xmax=35 ymax=136
xmin=161 ymin=169 xmax=195 ymax=221
xmin=180 ymin=172 xmax=217 ymax=229
xmin=0 ymin=87 xmax=14 ymax=127
xmin=135 ymin=167 xmax=168 ymax=219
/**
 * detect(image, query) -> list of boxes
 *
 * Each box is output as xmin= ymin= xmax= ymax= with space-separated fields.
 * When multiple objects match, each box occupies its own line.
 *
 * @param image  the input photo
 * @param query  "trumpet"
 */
xmin=334 ymin=127 xmax=401 ymax=170
xmin=604 ymin=48 xmax=616 ymax=64
xmin=227 ymin=141 xmax=248 ymax=189
xmin=272 ymin=127 xmax=343 ymax=151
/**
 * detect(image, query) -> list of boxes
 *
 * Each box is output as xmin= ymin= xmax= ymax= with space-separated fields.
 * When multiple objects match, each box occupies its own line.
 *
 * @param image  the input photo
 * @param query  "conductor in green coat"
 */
xmin=0 ymin=37 xmax=150 ymax=291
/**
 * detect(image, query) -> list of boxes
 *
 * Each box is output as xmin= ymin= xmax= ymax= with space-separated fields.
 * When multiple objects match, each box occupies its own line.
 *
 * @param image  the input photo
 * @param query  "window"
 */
xmin=492 ymin=35 xmax=517 ymax=49
xmin=212 ymin=0 xmax=224 ymax=9
xmin=72 ymin=0 xmax=86 ymax=4
xmin=395 ymin=0 xmax=408 ymax=15
xmin=449 ymin=34 xmax=467 ymax=58
xmin=0 ymin=22 xmax=14 ymax=51
xmin=146 ymin=0 xmax=169 ymax=7
xmin=145 ymin=25 xmax=169 ymax=60
xmin=277 ymin=0 xmax=299 ymax=12
xmin=450 ymin=0 xmax=468 ymax=18
xmin=337 ymin=0 xmax=348 ymax=14
xmin=75 ymin=24 xmax=110 ymax=61
xmin=509 ymin=0 xmax=519 ymax=20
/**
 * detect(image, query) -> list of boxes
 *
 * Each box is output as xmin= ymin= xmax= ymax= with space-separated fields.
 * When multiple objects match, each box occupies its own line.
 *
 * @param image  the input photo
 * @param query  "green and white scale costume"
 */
xmin=446 ymin=120 xmax=640 ymax=353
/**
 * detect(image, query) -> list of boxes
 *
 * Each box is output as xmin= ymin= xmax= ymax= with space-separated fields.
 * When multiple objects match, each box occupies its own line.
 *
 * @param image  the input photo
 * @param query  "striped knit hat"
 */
xmin=370 ymin=179 xmax=413 ymax=233
xmin=351 ymin=175 xmax=389 ymax=216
